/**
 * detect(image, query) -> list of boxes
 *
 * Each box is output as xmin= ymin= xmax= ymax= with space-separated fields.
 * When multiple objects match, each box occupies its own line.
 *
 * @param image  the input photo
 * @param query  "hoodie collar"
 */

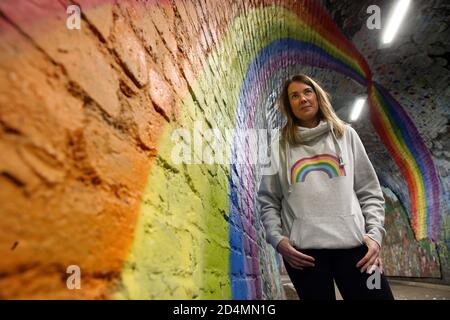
xmin=295 ymin=120 xmax=330 ymax=142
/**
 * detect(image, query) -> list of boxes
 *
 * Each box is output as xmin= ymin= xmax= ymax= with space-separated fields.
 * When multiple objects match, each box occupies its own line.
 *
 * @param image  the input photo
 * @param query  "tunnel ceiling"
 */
xmin=314 ymin=0 xmax=449 ymax=170
xmin=322 ymin=0 xmax=449 ymax=117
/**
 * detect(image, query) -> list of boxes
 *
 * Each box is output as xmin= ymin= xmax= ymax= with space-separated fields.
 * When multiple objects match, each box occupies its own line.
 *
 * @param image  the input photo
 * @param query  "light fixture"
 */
xmin=350 ymin=98 xmax=366 ymax=121
xmin=382 ymin=0 xmax=411 ymax=44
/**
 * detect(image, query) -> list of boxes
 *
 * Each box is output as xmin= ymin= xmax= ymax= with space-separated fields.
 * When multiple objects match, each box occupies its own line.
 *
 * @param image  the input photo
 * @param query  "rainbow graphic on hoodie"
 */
xmin=291 ymin=154 xmax=346 ymax=183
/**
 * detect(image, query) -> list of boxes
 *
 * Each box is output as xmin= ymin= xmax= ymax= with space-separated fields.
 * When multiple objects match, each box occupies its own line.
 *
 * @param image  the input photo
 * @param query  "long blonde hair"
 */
xmin=277 ymin=74 xmax=346 ymax=145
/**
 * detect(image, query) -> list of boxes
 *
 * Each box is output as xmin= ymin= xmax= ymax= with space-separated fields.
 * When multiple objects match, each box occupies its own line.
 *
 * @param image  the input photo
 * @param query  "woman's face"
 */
xmin=288 ymin=81 xmax=319 ymax=127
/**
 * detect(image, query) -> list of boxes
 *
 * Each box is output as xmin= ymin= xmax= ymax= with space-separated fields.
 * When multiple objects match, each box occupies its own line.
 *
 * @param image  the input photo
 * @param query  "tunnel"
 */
xmin=0 ymin=0 xmax=448 ymax=299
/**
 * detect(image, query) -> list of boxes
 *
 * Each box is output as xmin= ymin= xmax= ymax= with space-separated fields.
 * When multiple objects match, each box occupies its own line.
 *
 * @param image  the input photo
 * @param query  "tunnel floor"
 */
xmin=281 ymin=275 xmax=450 ymax=300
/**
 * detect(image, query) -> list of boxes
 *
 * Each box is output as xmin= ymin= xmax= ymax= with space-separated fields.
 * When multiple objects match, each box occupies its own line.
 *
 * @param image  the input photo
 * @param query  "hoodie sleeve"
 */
xmin=348 ymin=126 xmax=386 ymax=248
xmin=257 ymin=139 xmax=285 ymax=250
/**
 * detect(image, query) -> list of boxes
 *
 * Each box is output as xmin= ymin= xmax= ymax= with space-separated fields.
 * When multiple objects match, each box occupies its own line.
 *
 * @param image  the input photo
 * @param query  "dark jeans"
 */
xmin=283 ymin=245 xmax=395 ymax=300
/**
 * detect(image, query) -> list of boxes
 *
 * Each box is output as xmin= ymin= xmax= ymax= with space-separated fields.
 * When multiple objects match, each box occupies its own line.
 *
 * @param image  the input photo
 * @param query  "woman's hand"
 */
xmin=356 ymin=235 xmax=381 ymax=273
xmin=277 ymin=238 xmax=315 ymax=270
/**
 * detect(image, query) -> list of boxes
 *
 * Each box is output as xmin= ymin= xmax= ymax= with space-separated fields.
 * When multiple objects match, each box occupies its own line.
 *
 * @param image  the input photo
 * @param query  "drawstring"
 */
xmin=285 ymin=140 xmax=292 ymax=194
xmin=330 ymin=124 xmax=345 ymax=168
xmin=278 ymin=137 xmax=292 ymax=194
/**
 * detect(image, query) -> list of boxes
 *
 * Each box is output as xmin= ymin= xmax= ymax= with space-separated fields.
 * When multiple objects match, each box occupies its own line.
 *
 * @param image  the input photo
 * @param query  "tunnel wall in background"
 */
xmin=323 ymin=0 xmax=449 ymax=283
xmin=0 ymin=0 xmax=448 ymax=298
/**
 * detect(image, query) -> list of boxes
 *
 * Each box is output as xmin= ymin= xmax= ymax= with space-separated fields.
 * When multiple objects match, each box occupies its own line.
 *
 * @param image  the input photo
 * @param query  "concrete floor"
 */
xmin=281 ymin=275 xmax=450 ymax=300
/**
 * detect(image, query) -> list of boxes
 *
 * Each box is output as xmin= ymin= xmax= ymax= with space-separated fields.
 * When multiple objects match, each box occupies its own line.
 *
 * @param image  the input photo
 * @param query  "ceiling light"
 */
xmin=382 ymin=0 xmax=411 ymax=44
xmin=350 ymin=98 xmax=366 ymax=121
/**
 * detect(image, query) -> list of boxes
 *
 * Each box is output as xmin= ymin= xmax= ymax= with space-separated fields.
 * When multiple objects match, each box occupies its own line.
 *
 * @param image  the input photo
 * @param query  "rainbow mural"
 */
xmin=134 ymin=0 xmax=442 ymax=299
xmin=227 ymin=1 xmax=441 ymax=298
xmin=234 ymin=1 xmax=440 ymax=233
xmin=0 ymin=0 xmax=444 ymax=299
xmin=228 ymin=0 xmax=441 ymax=297
xmin=290 ymin=154 xmax=346 ymax=183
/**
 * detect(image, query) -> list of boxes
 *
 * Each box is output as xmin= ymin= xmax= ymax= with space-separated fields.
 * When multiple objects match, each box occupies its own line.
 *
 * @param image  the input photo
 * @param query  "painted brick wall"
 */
xmin=0 ymin=0 xmax=285 ymax=299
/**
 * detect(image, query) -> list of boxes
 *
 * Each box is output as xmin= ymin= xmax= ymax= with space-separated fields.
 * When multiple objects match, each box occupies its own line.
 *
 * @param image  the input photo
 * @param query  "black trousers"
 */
xmin=283 ymin=245 xmax=395 ymax=300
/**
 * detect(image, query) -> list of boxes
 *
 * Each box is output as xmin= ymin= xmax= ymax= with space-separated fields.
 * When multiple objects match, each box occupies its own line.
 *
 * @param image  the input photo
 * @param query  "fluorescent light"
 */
xmin=382 ymin=0 xmax=411 ymax=44
xmin=350 ymin=98 xmax=366 ymax=121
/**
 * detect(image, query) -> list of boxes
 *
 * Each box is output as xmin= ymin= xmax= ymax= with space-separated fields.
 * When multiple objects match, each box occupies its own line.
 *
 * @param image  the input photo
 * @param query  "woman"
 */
xmin=257 ymin=74 xmax=394 ymax=300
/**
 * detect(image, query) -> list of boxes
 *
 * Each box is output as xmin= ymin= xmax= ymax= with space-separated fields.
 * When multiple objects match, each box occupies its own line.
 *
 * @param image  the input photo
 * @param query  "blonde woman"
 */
xmin=258 ymin=74 xmax=394 ymax=300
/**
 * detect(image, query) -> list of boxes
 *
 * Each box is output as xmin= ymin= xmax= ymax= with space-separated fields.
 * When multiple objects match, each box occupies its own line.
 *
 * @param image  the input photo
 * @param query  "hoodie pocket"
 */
xmin=286 ymin=176 xmax=354 ymax=220
xmin=289 ymin=213 xmax=364 ymax=249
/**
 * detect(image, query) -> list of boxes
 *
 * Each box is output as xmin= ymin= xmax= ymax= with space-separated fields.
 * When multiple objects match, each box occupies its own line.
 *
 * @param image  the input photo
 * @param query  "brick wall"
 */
xmin=0 ymin=0 xmax=286 ymax=299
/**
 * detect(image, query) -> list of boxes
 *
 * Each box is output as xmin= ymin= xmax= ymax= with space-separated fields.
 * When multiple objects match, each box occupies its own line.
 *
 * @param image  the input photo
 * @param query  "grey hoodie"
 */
xmin=257 ymin=120 xmax=386 ymax=251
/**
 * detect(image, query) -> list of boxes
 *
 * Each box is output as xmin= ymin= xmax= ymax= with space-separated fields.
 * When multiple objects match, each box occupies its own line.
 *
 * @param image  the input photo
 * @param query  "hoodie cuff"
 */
xmin=365 ymin=229 xmax=383 ymax=248
xmin=267 ymin=233 xmax=285 ymax=251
